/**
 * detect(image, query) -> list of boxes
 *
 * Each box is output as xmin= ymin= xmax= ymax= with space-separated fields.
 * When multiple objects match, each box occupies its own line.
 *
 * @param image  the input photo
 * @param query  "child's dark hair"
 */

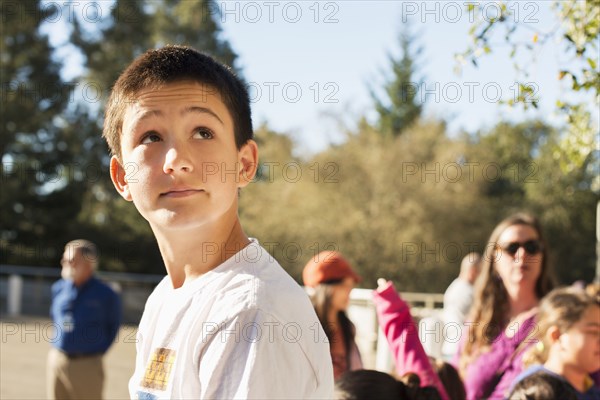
xmin=507 ymin=371 xmax=578 ymax=400
xmin=335 ymin=370 xmax=442 ymax=400
xmin=103 ymin=45 xmax=252 ymax=160
xmin=429 ymin=357 xmax=466 ymax=400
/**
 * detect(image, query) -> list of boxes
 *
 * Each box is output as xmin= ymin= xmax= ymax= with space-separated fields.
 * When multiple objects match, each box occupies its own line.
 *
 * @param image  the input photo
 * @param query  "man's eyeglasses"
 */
xmin=496 ymin=240 xmax=543 ymax=256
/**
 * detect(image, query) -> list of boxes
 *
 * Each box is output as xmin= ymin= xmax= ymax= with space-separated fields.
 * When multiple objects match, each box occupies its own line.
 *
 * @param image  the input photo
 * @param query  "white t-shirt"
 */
xmin=129 ymin=240 xmax=334 ymax=399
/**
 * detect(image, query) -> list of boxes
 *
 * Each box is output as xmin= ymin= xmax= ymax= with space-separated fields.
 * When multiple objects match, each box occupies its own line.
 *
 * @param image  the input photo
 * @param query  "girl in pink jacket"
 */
xmin=373 ymin=280 xmax=451 ymax=400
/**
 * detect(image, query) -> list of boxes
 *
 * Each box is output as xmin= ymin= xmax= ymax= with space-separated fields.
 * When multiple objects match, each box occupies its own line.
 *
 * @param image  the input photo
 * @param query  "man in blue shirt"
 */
xmin=47 ymin=239 xmax=121 ymax=399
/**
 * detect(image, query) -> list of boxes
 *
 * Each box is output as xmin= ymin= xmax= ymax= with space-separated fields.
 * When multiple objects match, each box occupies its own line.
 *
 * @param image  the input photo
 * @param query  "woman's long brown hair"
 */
xmin=309 ymin=283 xmax=355 ymax=373
xmin=460 ymin=213 xmax=554 ymax=373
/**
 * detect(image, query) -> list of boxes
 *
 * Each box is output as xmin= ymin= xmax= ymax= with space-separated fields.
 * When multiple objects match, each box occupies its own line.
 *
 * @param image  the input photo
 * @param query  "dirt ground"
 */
xmin=1 ymin=317 xmax=136 ymax=400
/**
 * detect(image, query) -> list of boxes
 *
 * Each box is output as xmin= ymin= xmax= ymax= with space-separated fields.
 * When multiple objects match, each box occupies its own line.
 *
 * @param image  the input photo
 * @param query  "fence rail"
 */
xmin=1 ymin=264 xmax=447 ymax=370
xmin=0 ymin=264 xmax=444 ymax=317
xmin=0 ymin=264 xmax=164 ymax=324
xmin=0 ymin=264 xmax=164 ymax=284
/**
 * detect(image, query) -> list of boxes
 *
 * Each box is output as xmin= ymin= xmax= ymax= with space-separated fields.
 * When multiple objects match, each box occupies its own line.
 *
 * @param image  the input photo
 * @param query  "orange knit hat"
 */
xmin=302 ymin=251 xmax=361 ymax=287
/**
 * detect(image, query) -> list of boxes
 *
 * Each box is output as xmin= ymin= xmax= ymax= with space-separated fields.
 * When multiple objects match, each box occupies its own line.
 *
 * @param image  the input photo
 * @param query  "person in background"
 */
xmin=303 ymin=250 xmax=363 ymax=379
xmin=442 ymin=253 xmax=481 ymax=359
xmin=335 ymin=369 xmax=442 ymax=400
xmin=429 ymin=357 xmax=466 ymax=400
xmin=454 ymin=213 xmax=555 ymax=399
xmin=586 ymin=282 xmax=600 ymax=387
xmin=47 ymin=239 xmax=121 ymax=400
xmin=373 ymin=278 xmax=451 ymax=400
xmin=507 ymin=370 xmax=579 ymax=400
xmin=512 ymin=287 xmax=600 ymax=399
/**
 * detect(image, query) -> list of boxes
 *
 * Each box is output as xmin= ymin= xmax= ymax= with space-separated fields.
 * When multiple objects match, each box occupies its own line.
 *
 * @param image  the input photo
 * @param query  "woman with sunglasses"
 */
xmin=454 ymin=213 xmax=555 ymax=399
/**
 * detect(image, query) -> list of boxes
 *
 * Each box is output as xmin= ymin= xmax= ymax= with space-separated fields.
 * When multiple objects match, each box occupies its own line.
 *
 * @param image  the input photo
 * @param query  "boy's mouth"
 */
xmin=160 ymin=188 xmax=205 ymax=198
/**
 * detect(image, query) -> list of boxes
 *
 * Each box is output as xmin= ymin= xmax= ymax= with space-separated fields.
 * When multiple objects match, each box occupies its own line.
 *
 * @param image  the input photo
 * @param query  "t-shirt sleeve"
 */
xmin=197 ymin=307 xmax=331 ymax=400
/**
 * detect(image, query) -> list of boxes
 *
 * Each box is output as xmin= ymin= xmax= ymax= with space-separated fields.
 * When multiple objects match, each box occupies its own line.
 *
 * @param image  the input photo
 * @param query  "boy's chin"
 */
xmin=148 ymin=210 xmax=217 ymax=232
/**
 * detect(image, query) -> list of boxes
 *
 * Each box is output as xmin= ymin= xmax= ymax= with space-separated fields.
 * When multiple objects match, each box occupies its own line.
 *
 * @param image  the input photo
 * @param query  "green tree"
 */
xmin=457 ymin=0 xmax=599 ymax=174
xmin=2 ymin=0 xmax=241 ymax=272
xmin=71 ymin=1 xmax=154 ymax=91
xmin=1 ymin=1 xmax=86 ymax=265
xmin=152 ymin=0 xmax=238 ymax=71
xmin=458 ymin=0 xmax=599 ymax=100
xmin=469 ymin=121 xmax=551 ymax=206
xmin=242 ymin=120 xmax=491 ymax=291
xmin=522 ymin=126 xmax=598 ymax=284
xmin=239 ymin=118 xmax=597 ymax=290
xmin=370 ymin=26 xmax=424 ymax=137
xmin=66 ymin=0 xmax=160 ymax=273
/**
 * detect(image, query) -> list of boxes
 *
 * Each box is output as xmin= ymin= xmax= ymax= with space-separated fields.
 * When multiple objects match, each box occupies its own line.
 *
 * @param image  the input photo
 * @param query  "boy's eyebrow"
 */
xmin=136 ymin=110 xmax=162 ymax=123
xmin=134 ymin=107 xmax=224 ymax=125
xmin=183 ymin=106 xmax=224 ymax=125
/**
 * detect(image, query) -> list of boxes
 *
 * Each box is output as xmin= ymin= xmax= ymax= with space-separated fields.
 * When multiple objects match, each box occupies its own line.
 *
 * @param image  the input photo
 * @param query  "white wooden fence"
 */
xmin=1 ymin=265 xmax=445 ymax=372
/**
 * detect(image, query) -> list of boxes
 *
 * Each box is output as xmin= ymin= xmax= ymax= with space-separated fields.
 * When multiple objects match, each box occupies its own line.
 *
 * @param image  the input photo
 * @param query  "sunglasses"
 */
xmin=497 ymin=240 xmax=543 ymax=256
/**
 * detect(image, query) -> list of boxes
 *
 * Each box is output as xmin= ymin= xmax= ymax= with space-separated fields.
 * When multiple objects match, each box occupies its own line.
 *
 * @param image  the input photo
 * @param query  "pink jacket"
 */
xmin=372 ymin=282 xmax=450 ymax=400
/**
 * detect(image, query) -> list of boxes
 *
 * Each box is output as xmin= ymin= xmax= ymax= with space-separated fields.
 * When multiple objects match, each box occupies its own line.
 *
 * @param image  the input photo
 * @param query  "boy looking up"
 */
xmin=104 ymin=45 xmax=333 ymax=399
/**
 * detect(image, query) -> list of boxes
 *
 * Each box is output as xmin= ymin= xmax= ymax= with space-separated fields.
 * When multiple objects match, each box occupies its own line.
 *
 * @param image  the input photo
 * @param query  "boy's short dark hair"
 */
xmin=508 ymin=371 xmax=578 ymax=400
xmin=103 ymin=45 xmax=253 ymax=159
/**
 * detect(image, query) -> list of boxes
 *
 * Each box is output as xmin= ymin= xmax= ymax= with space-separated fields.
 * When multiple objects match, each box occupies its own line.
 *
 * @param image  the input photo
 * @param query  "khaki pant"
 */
xmin=47 ymin=347 xmax=104 ymax=400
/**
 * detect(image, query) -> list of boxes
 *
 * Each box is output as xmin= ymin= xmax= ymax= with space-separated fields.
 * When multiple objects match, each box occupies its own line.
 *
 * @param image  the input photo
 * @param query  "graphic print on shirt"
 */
xmin=140 ymin=347 xmax=176 ymax=391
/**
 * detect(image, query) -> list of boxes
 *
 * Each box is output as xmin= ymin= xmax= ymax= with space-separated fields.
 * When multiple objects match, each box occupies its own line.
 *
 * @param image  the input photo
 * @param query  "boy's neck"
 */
xmin=544 ymin=358 xmax=586 ymax=392
xmin=153 ymin=216 xmax=250 ymax=289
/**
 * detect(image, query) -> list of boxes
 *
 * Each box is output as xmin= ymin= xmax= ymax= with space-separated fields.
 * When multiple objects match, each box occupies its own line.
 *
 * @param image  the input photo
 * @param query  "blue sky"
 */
xmin=43 ymin=1 xmax=595 ymax=154
xmin=217 ymin=1 xmax=592 ymax=153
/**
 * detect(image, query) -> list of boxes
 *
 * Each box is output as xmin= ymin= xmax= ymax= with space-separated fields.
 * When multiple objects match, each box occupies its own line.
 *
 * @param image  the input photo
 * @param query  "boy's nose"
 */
xmin=163 ymin=146 xmax=194 ymax=174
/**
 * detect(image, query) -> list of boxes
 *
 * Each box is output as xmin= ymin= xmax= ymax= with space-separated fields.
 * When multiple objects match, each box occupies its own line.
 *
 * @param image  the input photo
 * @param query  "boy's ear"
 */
xmin=110 ymin=156 xmax=133 ymax=201
xmin=237 ymin=139 xmax=258 ymax=187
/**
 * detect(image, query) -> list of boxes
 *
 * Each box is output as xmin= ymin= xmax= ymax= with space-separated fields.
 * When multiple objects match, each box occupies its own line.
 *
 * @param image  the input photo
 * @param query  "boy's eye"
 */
xmin=140 ymin=131 xmax=161 ymax=144
xmin=193 ymin=127 xmax=214 ymax=140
